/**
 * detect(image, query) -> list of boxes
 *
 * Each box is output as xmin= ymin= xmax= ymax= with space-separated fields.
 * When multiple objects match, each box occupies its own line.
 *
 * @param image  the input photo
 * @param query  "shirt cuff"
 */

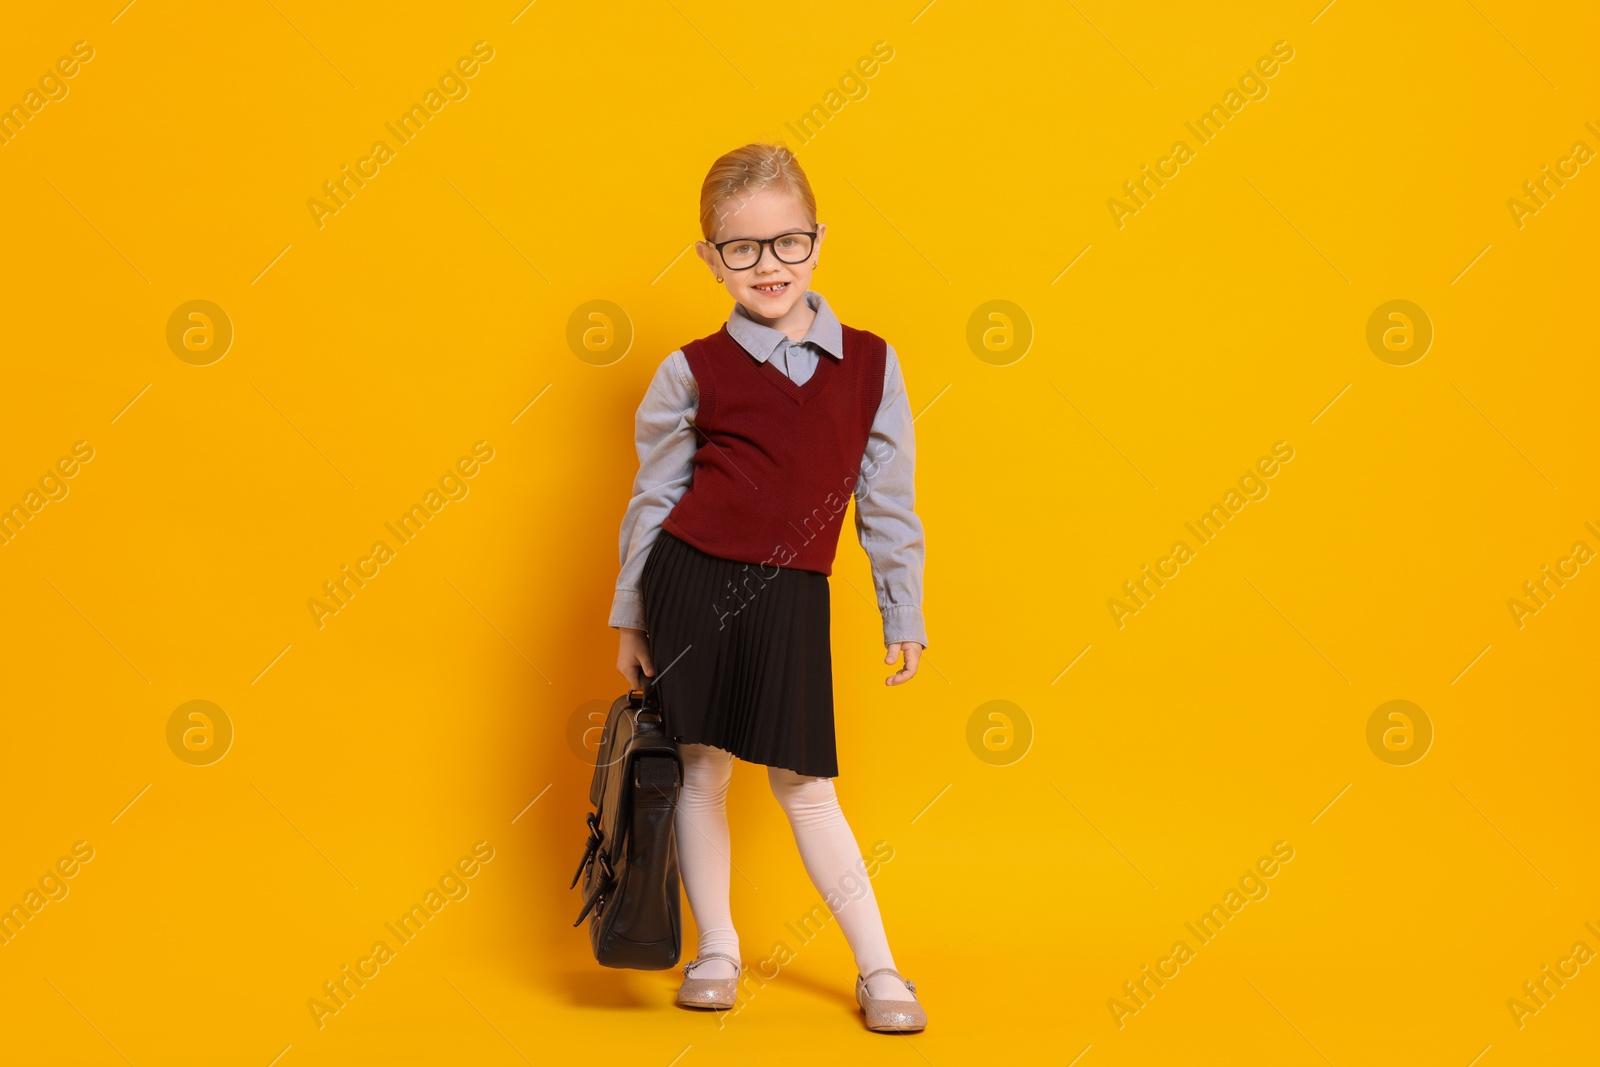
xmin=882 ymin=605 xmax=927 ymax=650
xmin=609 ymin=589 xmax=646 ymax=631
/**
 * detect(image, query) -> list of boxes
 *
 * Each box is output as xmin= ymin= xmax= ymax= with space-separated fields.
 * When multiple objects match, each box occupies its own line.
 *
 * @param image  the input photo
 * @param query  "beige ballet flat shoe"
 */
xmin=856 ymin=967 xmax=927 ymax=1032
xmin=675 ymin=951 xmax=742 ymax=1010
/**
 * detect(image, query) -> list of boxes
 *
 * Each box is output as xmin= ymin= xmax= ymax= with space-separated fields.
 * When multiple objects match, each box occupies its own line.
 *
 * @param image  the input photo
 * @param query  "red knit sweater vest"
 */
xmin=661 ymin=319 xmax=887 ymax=576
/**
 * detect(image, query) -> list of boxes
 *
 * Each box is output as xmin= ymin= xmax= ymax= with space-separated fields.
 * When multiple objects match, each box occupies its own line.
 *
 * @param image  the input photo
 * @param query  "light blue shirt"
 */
xmin=610 ymin=288 xmax=928 ymax=649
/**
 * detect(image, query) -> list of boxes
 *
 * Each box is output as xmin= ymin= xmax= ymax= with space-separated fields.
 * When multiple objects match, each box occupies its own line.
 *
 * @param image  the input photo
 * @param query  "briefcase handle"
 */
xmin=630 ymin=671 xmax=666 ymax=728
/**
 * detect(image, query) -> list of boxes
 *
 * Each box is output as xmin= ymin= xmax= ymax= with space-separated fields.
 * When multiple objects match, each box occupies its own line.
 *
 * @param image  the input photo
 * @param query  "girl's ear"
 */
xmin=695 ymin=241 xmax=725 ymax=282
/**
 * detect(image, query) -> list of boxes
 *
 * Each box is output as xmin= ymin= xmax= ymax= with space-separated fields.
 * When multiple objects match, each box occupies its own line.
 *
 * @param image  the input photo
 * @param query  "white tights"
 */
xmin=674 ymin=742 xmax=915 ymax=1002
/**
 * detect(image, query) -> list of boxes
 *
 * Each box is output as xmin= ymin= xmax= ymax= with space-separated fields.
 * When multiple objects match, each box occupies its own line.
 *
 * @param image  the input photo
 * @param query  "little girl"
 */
xmin=608 ymin=143 xmax=929 ymax=1033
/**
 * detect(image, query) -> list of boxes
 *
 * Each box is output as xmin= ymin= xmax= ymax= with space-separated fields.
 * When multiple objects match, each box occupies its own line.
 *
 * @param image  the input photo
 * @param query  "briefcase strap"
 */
xmin=638 ymin=672 xmax=668 ymax=735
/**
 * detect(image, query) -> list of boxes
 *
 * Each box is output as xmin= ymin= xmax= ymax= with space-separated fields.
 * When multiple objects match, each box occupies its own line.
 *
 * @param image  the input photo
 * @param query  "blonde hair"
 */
xmin=698 ymin=143 xmax=817 ymax=241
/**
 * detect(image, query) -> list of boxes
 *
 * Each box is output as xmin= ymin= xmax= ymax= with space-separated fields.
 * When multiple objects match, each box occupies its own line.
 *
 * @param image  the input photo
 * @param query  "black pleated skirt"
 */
xmin=641 ymin=527 xmax=837 ymax=778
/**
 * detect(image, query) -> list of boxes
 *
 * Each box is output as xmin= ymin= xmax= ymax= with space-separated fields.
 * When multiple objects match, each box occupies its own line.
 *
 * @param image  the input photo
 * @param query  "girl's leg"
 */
xmin=767 ymin=766 xmax=916 ymax=1002
xmin=676 ymin=742 xmax=740 ymax=979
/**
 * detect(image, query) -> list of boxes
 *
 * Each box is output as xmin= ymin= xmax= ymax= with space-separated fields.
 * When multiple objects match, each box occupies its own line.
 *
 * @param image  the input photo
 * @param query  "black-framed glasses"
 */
xmin=708 ymin=231 xmax=817 ymax=270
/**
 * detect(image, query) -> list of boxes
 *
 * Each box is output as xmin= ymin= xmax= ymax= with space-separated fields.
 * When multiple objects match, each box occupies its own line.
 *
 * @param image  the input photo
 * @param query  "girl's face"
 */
xmin=696 ymin=186 xmax=826 ymax=328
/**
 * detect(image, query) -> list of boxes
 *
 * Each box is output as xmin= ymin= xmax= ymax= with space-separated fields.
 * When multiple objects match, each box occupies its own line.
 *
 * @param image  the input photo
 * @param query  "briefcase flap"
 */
xmin=588 ymin=691 xmax=639 ymax=809
xmin=596 ymin=724 xmax=678 ymax=854
xmin=590 ymin=683 xmax=671 ymax=808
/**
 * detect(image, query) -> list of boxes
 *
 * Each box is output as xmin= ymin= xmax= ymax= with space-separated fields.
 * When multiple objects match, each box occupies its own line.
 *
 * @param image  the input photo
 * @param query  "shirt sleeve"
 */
xmin=610 ymin=350 xmax=698 ymax=631
xmin=853 ymin=342 xmax=929 ymax=649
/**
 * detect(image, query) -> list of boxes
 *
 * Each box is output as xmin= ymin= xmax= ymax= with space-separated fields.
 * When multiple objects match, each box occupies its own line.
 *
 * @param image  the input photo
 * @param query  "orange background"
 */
xmin=1 ymin=1 xmax=1596 ymax=1064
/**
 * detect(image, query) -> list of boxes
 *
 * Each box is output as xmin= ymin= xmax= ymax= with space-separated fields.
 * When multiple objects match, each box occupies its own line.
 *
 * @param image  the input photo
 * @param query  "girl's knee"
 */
xmin=768 ymin=765 xmax=839 ymax=815
xmin=681 ymin=742 xmax=734 ymax=798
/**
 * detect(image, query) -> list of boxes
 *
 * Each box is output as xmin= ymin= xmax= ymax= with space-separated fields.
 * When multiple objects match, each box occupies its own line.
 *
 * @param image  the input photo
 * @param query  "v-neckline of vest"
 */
xmin=755 ymin=344 xmax=836 ymax=406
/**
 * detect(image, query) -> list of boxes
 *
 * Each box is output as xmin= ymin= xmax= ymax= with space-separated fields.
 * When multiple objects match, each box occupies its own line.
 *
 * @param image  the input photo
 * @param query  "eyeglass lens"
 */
xmin=721 ymin=233 xmax=813 ymax=269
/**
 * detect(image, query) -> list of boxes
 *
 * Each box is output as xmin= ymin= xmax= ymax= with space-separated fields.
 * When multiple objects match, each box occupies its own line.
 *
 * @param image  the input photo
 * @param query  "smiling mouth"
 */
xmin=752 ymin=282 xmax=789 ymax=294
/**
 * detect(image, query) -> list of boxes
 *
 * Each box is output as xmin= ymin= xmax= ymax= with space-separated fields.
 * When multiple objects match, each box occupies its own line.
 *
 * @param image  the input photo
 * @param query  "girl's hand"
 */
xmin=883 ymin=641 xmax=923 ymax=686
xmin=618 ymin=627 xmax=656 ymax=690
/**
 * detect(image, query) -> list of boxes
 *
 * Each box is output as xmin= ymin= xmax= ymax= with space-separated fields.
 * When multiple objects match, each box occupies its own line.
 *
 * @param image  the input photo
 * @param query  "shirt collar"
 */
xmin=726 ymin=288 xmax=844 ymax=363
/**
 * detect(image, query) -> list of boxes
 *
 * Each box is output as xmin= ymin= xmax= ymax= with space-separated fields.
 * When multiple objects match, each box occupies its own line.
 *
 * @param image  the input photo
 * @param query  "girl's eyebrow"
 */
xmin=718 ymin=229 xmax=808 ymax=241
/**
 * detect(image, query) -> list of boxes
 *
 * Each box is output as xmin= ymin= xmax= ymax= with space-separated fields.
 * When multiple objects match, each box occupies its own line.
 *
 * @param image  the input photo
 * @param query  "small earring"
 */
xmin=715 ymin=273 xmax=723 ymax=282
